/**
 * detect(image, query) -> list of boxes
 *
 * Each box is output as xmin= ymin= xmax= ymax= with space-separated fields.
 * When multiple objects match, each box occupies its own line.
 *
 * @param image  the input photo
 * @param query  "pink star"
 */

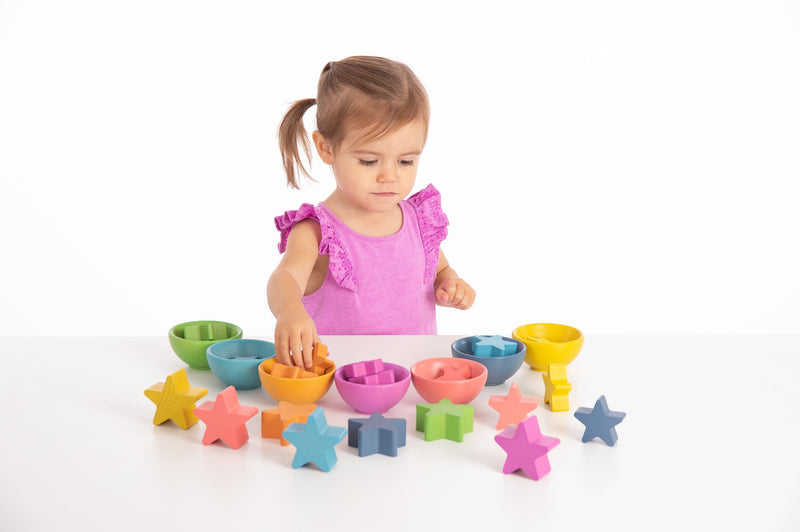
xmin=488 ymin=382 xmax=539 ymax=429
xmin=495 ymin=415 xmax=559 ymax=480
xmin=194 ymin=386 xmax=259 ymax=449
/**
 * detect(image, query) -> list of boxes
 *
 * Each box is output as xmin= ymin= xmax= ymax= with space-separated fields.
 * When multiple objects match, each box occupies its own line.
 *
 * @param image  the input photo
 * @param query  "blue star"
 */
xmin=574 ymin=395 xmax=626 ymax=446
xmin=472 ymin=335 xmax=517 ymax=357
xmin=348 ymin=413 xmax=407 ymax=457
xmin=282 ymin=407 xmax=347 ymax=471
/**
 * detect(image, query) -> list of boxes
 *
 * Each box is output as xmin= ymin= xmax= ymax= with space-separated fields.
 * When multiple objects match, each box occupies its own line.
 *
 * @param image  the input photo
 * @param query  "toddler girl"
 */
xmin=268 ymin=56 xmax=475 ymax=368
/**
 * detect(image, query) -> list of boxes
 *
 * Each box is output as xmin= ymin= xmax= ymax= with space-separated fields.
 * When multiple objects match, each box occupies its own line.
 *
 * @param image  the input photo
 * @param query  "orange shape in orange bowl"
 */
xmin=410 ymin=357 xmax=488 ymax=404
xmin=258 ymin=358 xmax=335 ymax=404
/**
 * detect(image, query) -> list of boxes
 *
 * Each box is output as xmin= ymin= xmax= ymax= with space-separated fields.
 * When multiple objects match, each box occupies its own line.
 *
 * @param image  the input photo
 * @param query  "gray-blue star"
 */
xmin=283 ymin=407 xmax=347 ymax=471
xmin=348 ymin=413 xmax=406 ymax=457
xmin=574 ymin=395 xmax=626 ymax=446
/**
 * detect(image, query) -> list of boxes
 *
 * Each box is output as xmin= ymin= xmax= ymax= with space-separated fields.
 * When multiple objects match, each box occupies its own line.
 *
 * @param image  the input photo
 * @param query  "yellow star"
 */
xmin=542 ymin=364 xmax=572 ymax=412
xmin=144 ymin=369 xmax=208 ymax=429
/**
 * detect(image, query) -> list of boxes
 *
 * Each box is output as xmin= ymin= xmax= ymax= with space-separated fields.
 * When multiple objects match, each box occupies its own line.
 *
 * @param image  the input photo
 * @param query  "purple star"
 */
xmin=495 ymin=415 xmax=559 ymax=480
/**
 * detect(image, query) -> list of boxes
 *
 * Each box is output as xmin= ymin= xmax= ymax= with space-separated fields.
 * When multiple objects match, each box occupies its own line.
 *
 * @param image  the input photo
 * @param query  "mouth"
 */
xmin=372 ymin=192 xmax=397 ymax=198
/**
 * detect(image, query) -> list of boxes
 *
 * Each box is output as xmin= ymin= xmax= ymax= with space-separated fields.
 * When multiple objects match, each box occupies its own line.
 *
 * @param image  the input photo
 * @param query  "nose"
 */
xmin=376 ymin=162 xmax=398 ymax=183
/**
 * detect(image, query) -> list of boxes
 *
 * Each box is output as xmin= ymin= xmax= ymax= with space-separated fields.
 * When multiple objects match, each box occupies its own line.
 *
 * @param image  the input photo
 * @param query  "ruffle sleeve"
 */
xmin=406 ymin=184 xmax=449 ymax=284
xmin=274 ymin=204 xmax=357 ymax=292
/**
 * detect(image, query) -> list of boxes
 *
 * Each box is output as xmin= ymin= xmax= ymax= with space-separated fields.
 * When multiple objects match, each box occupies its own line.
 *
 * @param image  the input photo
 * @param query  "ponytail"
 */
xmin=277 ymin=98 xmax=316 ymax=189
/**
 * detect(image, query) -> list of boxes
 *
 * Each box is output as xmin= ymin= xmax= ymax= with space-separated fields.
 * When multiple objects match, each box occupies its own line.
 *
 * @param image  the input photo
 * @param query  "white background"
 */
xmin=1 ymin=0 xmax=798 ymax=337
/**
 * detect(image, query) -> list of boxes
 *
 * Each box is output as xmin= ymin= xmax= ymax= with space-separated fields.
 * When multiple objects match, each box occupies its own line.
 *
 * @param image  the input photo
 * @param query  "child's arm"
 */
xmin=267 ymin=219 xmax=322 ymax=368
xmin=434 ymin=249 xmax=476 ymax=310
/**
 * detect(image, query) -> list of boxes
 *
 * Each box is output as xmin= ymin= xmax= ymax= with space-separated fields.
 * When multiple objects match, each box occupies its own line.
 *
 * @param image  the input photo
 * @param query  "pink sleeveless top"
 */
xmin=275 ymin=184 xmax=448 ymax=335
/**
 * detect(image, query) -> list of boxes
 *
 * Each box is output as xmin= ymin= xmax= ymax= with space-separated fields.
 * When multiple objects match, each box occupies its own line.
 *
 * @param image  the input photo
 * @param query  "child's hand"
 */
xmin=435 ymin=277 xmax=476 ymax=310
xmin=274 ymin=307 xmax=320 ymax=369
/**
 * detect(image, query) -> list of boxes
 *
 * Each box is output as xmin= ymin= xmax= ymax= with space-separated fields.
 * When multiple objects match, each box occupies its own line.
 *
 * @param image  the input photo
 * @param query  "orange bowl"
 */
xmin=258 ymin=358 xmax=335 ymax=403
xmin=410 ymin=357 xmax=488 ymax=404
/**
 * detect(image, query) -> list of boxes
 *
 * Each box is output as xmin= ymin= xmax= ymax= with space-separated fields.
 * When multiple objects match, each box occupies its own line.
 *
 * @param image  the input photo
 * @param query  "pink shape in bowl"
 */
xmin=334 ymin=362 xmax=411 ymax=414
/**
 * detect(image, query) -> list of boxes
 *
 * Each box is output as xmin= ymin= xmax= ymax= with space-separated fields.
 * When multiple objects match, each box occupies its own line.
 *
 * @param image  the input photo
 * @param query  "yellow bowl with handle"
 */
xmin=511 ymin=323 xmax=584 ymax=371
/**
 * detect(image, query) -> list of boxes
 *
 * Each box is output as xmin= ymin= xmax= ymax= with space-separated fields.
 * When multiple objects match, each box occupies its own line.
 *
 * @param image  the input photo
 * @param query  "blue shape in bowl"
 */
xmin=451 ymin=336 xmax=526 ymax=386
xmin=207 ymin=339 xmax=276 ymax=390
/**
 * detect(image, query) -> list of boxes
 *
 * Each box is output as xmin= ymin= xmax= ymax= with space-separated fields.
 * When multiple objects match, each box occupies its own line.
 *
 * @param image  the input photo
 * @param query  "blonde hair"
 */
xmin=277 ymin=56 xmax=430 ymax=189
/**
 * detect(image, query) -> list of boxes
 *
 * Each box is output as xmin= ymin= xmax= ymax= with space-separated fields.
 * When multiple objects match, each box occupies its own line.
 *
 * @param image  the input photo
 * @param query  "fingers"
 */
xmin=274 ymin=323 xmax=317 ymax=368
xmin=436 ymin=285 xmax=451 ymax=304
xmin=302 ymin=332 xmax=314 ymax=369
xmin=436 ymin=279 xmax=476 ymax=310
xmin=275 ymin=328 xmax=292 ymax=366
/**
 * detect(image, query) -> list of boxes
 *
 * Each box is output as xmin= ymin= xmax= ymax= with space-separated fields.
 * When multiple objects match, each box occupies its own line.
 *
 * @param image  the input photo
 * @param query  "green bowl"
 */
xmin=168 ymin=320 xmax=243 ymax=370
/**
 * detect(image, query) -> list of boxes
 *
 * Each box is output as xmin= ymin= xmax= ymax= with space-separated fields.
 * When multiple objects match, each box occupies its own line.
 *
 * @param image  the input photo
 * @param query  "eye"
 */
xmin=399 ymin=159 xmax=416 ymax=167
xmin=359 ymin=159 xmax=378 ymax=167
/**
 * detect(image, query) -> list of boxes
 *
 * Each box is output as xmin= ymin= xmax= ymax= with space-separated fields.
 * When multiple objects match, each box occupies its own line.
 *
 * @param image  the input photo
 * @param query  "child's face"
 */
xmin=316 ymin=119 xmax=426 ymax=214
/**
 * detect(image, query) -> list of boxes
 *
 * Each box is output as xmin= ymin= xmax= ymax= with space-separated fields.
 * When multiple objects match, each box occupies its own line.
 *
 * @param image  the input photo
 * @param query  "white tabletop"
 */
xmin=1 ymin=335 xmax=798 ymax=531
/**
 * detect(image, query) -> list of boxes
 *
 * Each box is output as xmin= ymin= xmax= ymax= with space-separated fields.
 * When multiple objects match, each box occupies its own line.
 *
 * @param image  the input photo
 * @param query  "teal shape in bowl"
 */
xmin=451 ymin=336 xmax=526 ymax=386
xmin=207 ymin=339 xmax=275 ymax=390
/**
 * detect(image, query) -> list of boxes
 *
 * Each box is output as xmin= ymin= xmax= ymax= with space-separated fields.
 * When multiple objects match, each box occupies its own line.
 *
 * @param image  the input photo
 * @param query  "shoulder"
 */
xmin=404 ymin=184 xmax=449 ymax=230
xmin=405 ymin=183 xmax=444 ymax=210
xmin=275 ymin=203 xmax=326 ymax=253
xmin=285 ymin=218 xmax=321 ymax=249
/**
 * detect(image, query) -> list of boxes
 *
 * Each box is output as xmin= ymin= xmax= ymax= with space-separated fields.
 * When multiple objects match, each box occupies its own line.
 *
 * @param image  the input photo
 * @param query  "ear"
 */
xmin=312 ymin=131 xmax=334 ymax=165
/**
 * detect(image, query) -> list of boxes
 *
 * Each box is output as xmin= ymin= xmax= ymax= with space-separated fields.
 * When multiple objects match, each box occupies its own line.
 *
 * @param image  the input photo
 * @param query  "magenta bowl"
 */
xmin=333 ymin=362 xmax=411 ymax=414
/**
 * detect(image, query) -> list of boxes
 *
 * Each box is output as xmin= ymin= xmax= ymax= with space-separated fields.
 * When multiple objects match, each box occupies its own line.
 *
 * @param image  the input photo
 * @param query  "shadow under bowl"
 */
xmin=410 ymin=357 xmax=488 ymax=404
xmin=450 ymin=336 xmax=526 ymax=386
xmin=206 ymin=339 xmax=275 ymax=390
xmin=511 ymin=323 xmax=584 ymax=371
xmin=258 ymin=357 xmax=335 ymax=404
xmin=333 ymin=362 xmax=411 ymax=414
xmin=168 ymin=320 xmax=243 ymax=370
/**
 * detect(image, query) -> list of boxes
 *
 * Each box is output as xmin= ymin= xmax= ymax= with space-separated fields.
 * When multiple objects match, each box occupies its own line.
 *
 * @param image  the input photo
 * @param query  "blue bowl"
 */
xmin=206 ymin=339 xmax=276 ymax=390
xmin=450 ymin=336 xmax=526 ymax=386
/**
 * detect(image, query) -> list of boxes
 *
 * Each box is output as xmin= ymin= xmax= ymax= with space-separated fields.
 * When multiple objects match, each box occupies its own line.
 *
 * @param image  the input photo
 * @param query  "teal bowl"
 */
xmin=168 ymin=320 xmax=243 ymax=370
xmin=450 ymin=336 xmax=526 ymax=386
xmin=206 ymin=339 xmax=276 ymax=390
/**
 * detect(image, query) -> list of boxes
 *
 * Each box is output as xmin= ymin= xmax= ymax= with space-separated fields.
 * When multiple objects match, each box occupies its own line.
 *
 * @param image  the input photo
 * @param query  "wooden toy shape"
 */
xmin=282 ymin=407 xmax=347 ymax=472
xmin=270 ymin=362 xmax=318 ymax=379
xmin=144 ymin=368 xmax=208 ymax=429
xmin=574 ymin=395 xmax=626 ymax=446
xmin=313 ymin=358 xmax=334 ymax=375
xmin=543 ymin=363 xmax=572 ymax=412
xmin=348 ymin=413 xmax=407 ymax=457
xmin=416 ymin=399 xmax=474 ymax=442
xmin=344 ymin=358 xmax=385 ymax=380
xmin=488 ymin=382 xmax=539 ymax=429
xmin=312 ymin=343 xmax=328 ymax=359
xmin=472 ymin=335 xmax=517 ymax=357
xmin=194 ymin=386 xmax=258 ymax=449
xmin=350 ymin=369 xmax=396 ymax=385
xmin=435 ymin=364 xmax=472 ymax=381
xmin=183 ymin=322 xmax=229 ymax=341
xmin=495 ymin=415 xmax=560 ymax=480
xmin=309 ymin=343 xmax=333 ymax=375
xmin=262 ymin=401 xmax=317 ymax=446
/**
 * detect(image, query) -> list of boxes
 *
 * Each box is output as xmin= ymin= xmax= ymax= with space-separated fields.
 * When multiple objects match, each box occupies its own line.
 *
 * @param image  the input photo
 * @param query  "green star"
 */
xmin=416 ymin=399 xmax=474 ymax=442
